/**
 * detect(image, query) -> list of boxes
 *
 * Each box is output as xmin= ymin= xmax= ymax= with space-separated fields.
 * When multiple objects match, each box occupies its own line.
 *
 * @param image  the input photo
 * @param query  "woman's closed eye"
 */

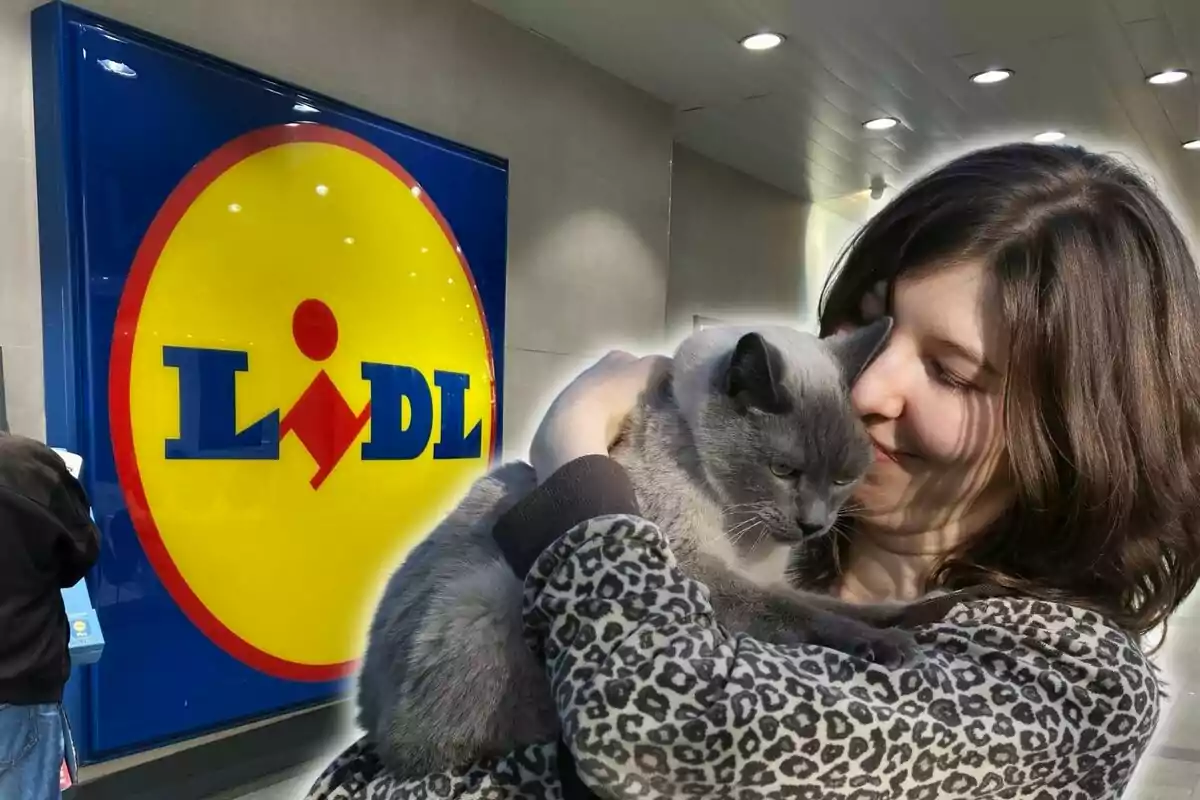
xmin=928 ymin=360 xmax=982 ymax=394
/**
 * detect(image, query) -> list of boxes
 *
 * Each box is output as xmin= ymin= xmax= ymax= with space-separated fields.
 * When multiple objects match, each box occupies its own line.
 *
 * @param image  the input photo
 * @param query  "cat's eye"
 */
xmin=770 ymin=461 xmax=799 ymax=479
xmin=832 ymin=477 xmax=855 ymax=487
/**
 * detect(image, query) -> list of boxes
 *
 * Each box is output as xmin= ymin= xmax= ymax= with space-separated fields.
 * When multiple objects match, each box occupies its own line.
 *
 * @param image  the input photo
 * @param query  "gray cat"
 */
xmin=357 ymin=318 xmax=912 ymax=777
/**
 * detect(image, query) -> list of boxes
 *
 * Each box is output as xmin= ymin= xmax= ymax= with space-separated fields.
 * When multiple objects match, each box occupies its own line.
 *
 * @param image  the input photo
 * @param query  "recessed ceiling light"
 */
xmin=1183 ymin=139 xmax=1200 ymax=150
xmin=1147 ymin=69 xmax=1190 ymax=85
xmin=970 ymin=69 xmax=1012 ymax=85
xmin=1033 ymin=131 xmax=1066 ymax=143
xmin=740 ymin=32 xmax=785 ymax=51
xmin=862 ymin=117 xmax=900 ymax=131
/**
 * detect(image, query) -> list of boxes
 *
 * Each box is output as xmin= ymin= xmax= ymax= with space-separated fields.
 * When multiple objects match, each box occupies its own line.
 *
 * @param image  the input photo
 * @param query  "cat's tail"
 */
xmin=357 ymin=462 xmax=536 ymax=734
xmin=357 ymin=461 xmax=556 ymax=776
xmin=389 ymin=555 xmax=558 ymax=774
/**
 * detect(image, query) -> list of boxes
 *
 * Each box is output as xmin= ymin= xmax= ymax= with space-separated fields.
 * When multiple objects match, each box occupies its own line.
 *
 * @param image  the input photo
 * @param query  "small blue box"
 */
xmin=62 ymin=579 xmax=104 ymax=666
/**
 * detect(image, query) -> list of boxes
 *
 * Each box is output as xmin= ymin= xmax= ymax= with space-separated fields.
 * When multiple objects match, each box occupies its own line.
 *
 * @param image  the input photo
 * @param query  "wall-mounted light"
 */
xmin=1183 ymin=139 xmax=1200 ymax=151
xmin=869 ymin=174 xmax=889 ymax=200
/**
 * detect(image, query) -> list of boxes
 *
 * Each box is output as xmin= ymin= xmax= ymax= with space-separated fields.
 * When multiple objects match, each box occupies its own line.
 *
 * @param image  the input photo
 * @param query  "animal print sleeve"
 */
xmin=522 ymin=515 xmax=1163 ymax=800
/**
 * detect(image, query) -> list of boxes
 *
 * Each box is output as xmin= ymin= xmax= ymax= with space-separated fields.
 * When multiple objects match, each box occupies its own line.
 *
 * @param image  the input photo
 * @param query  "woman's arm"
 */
xmin=495 ymin=457 xmax=1161 ymax=800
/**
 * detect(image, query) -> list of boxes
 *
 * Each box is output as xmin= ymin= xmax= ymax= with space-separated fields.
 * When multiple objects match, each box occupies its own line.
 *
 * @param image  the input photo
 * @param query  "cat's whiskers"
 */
xmin=721 ymin=517 xmax=762 ymax=550
xmin=828 ymin=518 xmax=856 ymax=542
xmin=727 ymin=508 xmax=765 ymax=525
xmin=686 ymin=514 xmax=757 ymax=552
xmin=837 ymin=497 xmax=870 ymax=514
xmin=726 ymin=516 xmax=763 ymax=543
xmin=722 ymin=502 xmax=768 ymax=517
xmin=732 ymin=519 xmax=767 ymax=548
xmin=747 ymin=521 xmax=770 ymax=550
xmin=724 ymin=502 xmax=770 ymax=520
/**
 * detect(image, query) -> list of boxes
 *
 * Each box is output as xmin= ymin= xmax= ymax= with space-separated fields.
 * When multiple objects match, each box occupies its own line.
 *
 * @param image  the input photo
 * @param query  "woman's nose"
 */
xmin=851 ymin=341 xmax=906 ymax=420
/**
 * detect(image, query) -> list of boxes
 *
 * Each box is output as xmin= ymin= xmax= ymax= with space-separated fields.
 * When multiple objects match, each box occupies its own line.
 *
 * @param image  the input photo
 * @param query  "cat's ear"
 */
xmin=725 ymin=332 xmax=791 ymax=413
xmin=824 ymin=316 xmax=893 ymax=386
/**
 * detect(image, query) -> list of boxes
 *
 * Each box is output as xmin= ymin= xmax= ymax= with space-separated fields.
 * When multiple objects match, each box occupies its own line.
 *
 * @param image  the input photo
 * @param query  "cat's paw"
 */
xmin=844 ymin=626 xmax=918 ymax=668
xmin=807 ymin=617 xmax=919 ymax=667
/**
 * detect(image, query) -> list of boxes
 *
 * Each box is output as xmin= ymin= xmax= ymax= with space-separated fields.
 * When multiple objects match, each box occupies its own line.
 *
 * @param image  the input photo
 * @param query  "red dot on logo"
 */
xmin=293 ymin=299 xmax=338 ymax=361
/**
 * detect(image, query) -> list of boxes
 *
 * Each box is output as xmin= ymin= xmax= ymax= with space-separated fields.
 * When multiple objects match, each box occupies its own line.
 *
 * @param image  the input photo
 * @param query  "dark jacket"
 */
xmin=0 ymin=434 xmax=100 ymax=704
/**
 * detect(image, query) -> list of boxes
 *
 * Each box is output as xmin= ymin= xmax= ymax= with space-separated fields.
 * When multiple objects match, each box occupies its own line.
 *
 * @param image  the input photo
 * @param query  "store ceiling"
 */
xmin=476 ymin=0 xmax=1200 ymax=221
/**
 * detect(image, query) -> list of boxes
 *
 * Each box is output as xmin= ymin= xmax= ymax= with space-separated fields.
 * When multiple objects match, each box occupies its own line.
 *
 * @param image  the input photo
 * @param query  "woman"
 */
xmin=308 ymin=143 xmax=1200 ymax=799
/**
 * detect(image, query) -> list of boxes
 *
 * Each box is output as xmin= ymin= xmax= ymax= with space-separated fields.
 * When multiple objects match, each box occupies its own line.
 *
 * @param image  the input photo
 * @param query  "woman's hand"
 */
xmin=529 ymin=351 xmax=671 ymax=483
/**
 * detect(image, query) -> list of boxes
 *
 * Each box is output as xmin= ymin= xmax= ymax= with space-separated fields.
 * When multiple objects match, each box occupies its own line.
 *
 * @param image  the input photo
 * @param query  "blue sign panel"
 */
xmin=32 ymin=2 xmax=508 ymax=761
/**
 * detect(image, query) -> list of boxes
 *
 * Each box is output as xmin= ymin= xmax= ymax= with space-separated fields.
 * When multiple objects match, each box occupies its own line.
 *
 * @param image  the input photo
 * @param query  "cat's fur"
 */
xmin=357 ymin=319 xmax=912 ymax=777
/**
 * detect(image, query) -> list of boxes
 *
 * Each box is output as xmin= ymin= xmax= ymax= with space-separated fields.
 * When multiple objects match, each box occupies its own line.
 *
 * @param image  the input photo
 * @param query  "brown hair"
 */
xmin=806 ymin=143 xmax=1200 ymax=638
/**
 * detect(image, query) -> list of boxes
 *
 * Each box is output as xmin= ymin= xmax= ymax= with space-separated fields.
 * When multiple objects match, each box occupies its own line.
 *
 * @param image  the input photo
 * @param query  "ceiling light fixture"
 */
xmin=1033 ymin=130 xmax=1066 ymax=143
xmin=1147 ymin=69 xmax=1190 ymax=85
xmin=862 ymin=116 xmax=900 ymax=131
xmin=740 ymin=32 xmax=785 ymax=51
xmin=970 ymin=69 xmax=1012 ymax=85
xmin=1183 ymin=139 xmax=1200 ymax=150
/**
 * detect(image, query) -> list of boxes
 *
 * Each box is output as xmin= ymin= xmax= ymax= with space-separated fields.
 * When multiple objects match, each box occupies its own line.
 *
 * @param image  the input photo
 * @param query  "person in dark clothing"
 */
xmin=0 ymin=433 xmax=101 ymax=800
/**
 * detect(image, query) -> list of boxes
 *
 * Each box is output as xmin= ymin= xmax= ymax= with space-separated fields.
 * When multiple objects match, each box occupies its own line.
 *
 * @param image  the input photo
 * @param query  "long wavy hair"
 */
xmin=802 ymin=143 xmax=1200 ymax=639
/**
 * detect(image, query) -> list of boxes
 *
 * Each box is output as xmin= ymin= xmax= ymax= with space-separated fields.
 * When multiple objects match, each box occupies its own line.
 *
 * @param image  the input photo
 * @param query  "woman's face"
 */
xmin=850 ymin=259 xmax=1014 ymax=544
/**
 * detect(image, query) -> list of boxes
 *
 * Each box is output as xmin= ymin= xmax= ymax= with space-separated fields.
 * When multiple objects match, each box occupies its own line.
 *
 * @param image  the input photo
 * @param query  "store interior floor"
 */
xmin=202 ymin=769 xmax=315 ymax=800
xmin=65 ymin=702 xmax=349 ymax=800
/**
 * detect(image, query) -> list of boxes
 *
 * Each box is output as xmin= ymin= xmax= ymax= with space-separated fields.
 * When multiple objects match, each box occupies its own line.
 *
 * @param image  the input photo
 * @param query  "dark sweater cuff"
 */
xmin=493 ymin=455 xmax=640 ymax=578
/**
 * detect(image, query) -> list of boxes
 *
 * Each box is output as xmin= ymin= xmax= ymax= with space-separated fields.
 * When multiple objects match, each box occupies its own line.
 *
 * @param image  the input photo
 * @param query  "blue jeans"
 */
xmin=0 ymin=703 xmax=63 ymax=800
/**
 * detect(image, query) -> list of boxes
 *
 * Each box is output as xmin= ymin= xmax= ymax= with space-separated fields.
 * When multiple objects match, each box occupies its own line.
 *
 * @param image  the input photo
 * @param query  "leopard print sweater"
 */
xmin=307 ymin=514 xmax=1161 ymax=799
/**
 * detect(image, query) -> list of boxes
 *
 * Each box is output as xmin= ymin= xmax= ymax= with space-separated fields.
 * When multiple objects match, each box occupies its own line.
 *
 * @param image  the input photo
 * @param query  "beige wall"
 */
xmin=0 ymin=0 xmax=674 ymax=452
xmin=801 ymin=198 xmax=872 ymax=323
xmin=0 ymin=0 xmax=38 ymax=437
xmin=666 ymin=145 xmax=811 ymax=337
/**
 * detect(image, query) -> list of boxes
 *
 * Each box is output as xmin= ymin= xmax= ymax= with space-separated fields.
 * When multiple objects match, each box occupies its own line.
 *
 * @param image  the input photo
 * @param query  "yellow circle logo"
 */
xmin=110 ymin=125 xmax=496 ymax=681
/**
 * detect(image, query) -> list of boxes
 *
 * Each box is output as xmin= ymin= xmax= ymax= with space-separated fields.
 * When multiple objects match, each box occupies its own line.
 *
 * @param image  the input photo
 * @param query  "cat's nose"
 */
xmin=796 ymin=521 xmax=826 ymax=538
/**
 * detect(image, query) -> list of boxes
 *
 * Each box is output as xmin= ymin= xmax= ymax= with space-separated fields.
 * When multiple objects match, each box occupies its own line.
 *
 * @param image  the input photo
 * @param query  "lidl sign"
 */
xmin=109 ymin=124 xmax=497 ymax=681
